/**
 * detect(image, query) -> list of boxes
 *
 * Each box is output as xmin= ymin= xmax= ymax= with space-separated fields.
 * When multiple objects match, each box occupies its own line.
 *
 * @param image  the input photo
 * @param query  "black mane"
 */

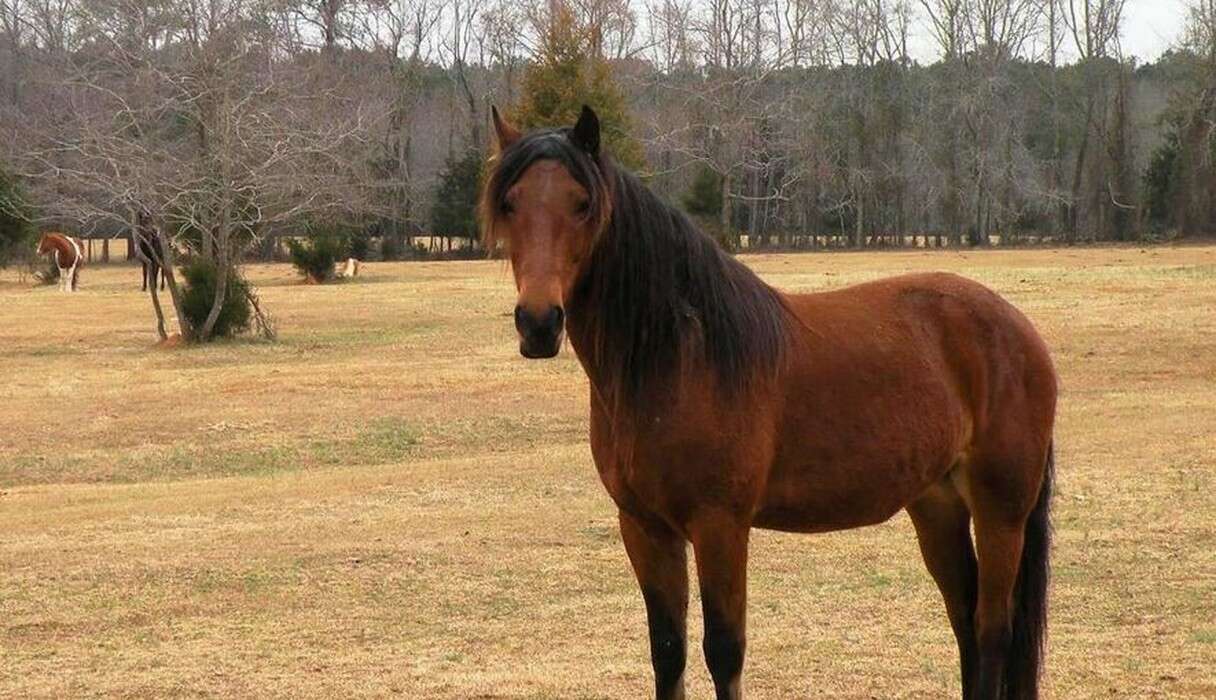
xmin=483 ymin=131 xmax=791 ymax=411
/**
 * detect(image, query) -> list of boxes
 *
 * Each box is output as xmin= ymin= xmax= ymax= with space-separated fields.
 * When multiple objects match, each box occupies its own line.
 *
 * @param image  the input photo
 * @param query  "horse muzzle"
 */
xmin=515 ymin=304 xmax=564 ymax=359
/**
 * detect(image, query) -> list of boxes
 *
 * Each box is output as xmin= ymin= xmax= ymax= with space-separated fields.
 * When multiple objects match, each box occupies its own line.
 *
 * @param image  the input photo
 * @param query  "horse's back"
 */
xmin=787 ymin=271 xmax=1056 ymax=442
xmin=785 ymin=272 xmax=1054 ymax=405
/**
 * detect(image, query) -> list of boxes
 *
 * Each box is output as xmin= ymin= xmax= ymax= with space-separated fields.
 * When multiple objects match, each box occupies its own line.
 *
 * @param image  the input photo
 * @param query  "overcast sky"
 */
xmin=1121 ymin=0 xmax=1190 ymax=61
xmin=906 ymin=0 xmax=1192 ymax=64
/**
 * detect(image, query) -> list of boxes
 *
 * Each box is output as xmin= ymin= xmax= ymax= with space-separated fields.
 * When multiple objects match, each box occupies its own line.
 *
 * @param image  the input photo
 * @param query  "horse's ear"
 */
xmin=570 ymin=105 xmax=600 ymax=157
xmin=491 ymin=106 xmax=520 ymax=152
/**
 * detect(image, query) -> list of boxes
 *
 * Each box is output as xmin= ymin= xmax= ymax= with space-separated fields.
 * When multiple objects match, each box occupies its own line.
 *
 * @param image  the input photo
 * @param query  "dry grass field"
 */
xmin=1 ymin=246 xmax=1214 ymax=699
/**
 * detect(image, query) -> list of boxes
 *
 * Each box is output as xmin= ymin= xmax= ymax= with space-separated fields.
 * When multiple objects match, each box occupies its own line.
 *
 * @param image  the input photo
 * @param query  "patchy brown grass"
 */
xmin=1 ymin=246 xmax=1214 ymax=698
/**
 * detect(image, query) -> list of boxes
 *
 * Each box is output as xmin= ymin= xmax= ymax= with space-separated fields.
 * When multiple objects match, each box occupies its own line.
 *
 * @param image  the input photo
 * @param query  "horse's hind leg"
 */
xmin=620 ymin=510 xmax=690 ymax=700
xmin=907 ymin=479 xmax=979 ymax=699
xmin=964 ymin=445 xmax=1051 ymax=700
xmin=971 ymin=515 xmax=1024 ymax=700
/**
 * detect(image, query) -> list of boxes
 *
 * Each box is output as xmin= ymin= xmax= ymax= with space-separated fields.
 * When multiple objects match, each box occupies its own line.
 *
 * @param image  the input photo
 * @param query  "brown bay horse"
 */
xmin=36 ymin=232 xmax=84 ymax=292
xmin=481 ymin=106 xmax=1057 ymax=700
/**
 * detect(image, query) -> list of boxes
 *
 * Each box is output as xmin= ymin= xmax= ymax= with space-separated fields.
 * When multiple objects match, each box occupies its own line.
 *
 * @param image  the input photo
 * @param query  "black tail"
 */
xmin=1005 ymin=442 xmax=1053 ymax=699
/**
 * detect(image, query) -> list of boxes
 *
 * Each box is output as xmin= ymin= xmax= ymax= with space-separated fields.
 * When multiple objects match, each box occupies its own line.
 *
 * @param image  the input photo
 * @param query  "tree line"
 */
xmin=1 ymin=0 xmax=1213 ymax=266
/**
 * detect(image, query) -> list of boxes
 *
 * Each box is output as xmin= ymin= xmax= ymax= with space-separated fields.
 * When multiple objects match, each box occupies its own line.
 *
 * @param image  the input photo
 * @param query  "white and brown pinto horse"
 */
xmin=36 ymin=232 xmax=84 ymax=292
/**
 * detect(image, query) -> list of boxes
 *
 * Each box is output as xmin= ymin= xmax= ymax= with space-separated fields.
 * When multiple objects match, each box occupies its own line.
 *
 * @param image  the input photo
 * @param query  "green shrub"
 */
xmin=1143 ymin=130 xmax=1180 ymax=232
xmin=179 ymin=258 xmax=252 ymax=339
xmin=682 ymin=165 xmax=723 ymax=220
xmin=430 ymin=148 xmax=483 ymax=243
xmin=349 ymin=229 xmax=371 ymax=260
xmin=287 ymin=232 xmax=349 ymax=283
xmin=380 ymin=234 xmax=404 ymax=261
xmin=34 ymin=259 xmax=59 ymax=285
xmin=0 ymin=164 xmax=33 ymax=269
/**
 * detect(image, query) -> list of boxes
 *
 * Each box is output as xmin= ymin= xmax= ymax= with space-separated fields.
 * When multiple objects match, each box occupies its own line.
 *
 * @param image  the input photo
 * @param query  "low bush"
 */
xmin=349 ymin=229 xmax=371 ymax=260
xmin=179 ymin=258 xmax=252 ymax=339
xmin=287 ymin=232 xmax=349 ymax=283
xmin=380 ymin=234 xmax=404 ymax=261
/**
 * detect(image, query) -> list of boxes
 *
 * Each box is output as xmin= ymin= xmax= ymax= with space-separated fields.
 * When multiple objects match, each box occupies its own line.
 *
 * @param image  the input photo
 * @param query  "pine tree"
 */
xmin=683 ymin=166 xmax=723 ymax=221
xmin=510 ymin=3 xmax=645 ymax=169
xmin=0 ymin=163 xmax=33 ymax=268
xmin=1143 ymin=129 xmax=1180 ymax=232
xmin=682 ymin=165 xmax=735 ymax=249
xmin=430 ymin=148 xmax=484 ymax=241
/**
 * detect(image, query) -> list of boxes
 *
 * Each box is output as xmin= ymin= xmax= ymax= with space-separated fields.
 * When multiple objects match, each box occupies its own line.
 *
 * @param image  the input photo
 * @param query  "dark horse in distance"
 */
xmin=135 ymin=210 xmax=167 ymax=292
xmin=480 ymin=107 xmax=1057 ymax=700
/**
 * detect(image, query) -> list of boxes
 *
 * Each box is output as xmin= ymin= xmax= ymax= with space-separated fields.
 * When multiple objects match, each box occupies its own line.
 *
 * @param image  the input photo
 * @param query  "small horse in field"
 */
xmin=135 ymin=211 xmax=168 ymax=292
xmin=36 ymin=232 xmax=84 ymax=292
xmin=336 ymin=257 xmax=361 ymax=279
xmin=481 ymin=106 xmax=1057 ymax=700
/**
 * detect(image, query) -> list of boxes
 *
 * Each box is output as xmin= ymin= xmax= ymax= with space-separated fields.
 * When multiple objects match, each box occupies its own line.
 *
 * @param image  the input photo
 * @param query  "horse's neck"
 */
xmin=564 ymin=308 xmax=600 ymax=383
xmin=46 ymin=237 xmax=68 ymax=259
xmin=564 ymin=277 xmax=646 ymax=407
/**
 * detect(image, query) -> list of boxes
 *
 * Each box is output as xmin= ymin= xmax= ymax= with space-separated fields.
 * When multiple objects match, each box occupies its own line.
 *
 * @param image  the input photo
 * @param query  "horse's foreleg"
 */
xmin=908 ymin=483 xmax=979 ymax=699
xmin=690 ymin=516 xmax=750 ymax=700
xmin=620 ymin=510 xmax=689 ymax=700
xmin=58 ymin=267 xmax=70 ymax=292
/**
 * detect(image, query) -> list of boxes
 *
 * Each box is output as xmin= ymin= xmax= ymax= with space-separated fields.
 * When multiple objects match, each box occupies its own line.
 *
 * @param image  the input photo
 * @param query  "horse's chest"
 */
xmin=589 ymin=409 xmax=771 ymax=527
xmin=589 ymin=428 xmax=679 ymax=521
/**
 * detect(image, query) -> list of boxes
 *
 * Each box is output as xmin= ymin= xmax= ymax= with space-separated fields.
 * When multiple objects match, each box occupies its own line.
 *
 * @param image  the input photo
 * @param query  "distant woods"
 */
xmin=0 ymin=0 xmax=1213 ymax=259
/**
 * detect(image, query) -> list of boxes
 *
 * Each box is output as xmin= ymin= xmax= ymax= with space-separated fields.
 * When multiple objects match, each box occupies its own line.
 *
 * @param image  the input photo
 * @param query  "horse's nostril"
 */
xmin=516 ymin=304 xmax=564 ymax=337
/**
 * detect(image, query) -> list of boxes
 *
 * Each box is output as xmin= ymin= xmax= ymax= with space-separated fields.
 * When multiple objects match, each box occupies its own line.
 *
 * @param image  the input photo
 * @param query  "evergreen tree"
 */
xmin=1143 ymin=129 xmax=1180 ymax=232
xmin=510 ymin=2 xmax=645 ymax=169
xmin=683 ymin=166 xmax=723 ymax=221
xmin=682 ymin=165 xmax=735 ymax=249
xmin=0 ymin=164 xmax=33 ymax=269
xmin=429 ymin=148 xmax=483 ymax=241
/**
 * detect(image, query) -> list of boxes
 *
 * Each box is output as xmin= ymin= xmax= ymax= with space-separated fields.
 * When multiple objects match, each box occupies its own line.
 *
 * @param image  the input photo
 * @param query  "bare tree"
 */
xmin=26 ymin=0 xmax=80 ymax=53
xmin=437 ymin=0 xmax=485 ymax=150
xmin=1174 ymin=0 xmax=1216 ymax=235
xmin=643 ymin=0 xmax=697 ymax=71
xmin=12 ymin=0 xmax=380 ymax=341
xmin=1060 ymin=0 xmax=1130 ymax=240
xmin=278 ymin=0 xmax=361 ymax=53
xmin=0 ymin=0 xmax=29 ymax=106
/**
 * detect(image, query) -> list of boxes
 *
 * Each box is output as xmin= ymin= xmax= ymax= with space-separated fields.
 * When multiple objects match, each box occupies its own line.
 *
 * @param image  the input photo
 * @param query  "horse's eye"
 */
xmin=501 ymin=201 xmax=514 ymax=216
xmin=575 ymin=200 xmax=590 ymax=215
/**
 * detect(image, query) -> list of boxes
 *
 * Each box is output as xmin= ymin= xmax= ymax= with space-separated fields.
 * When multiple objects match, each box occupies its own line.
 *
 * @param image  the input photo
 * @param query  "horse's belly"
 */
xmin=753 ymin=468 xmax=932 ymax=533
xmin=754 ymin=423 xmax=963 ymax=533
xmin=756 ymin=354 xmax=970 ymax=532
